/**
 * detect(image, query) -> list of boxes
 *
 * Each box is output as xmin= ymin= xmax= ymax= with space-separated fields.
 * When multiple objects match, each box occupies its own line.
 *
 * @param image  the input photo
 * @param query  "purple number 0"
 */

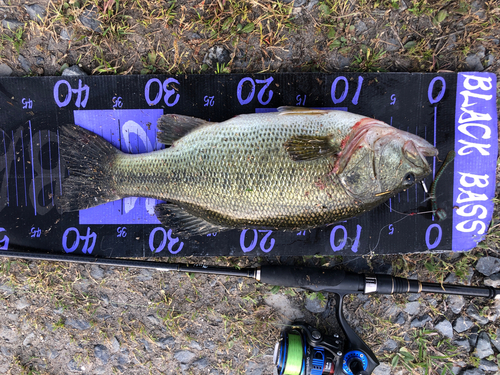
xmin=425 ymin=224 xmax=442 ymax=250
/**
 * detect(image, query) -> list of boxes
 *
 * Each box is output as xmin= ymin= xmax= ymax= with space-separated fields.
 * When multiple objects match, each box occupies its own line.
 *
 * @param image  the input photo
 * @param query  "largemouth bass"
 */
xmin=59 ymin=107 xmax=438 ymax=236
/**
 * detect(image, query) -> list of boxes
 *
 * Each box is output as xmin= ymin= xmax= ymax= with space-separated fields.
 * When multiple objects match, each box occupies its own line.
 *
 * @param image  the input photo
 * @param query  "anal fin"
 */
xmin=155 ymin=202 xmax=229 ymax=237
xmin=157 ymin=114 xmax=209 ymax=145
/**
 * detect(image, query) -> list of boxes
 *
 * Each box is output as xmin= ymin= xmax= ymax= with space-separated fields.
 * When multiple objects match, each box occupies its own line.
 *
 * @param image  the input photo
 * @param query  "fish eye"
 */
xmin=403 ymin=173 xmax=415 ymax=186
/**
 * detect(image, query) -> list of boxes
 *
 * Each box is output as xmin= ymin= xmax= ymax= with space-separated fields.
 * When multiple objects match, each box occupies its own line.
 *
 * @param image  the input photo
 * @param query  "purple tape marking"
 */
xmin=57 ymin=129 xmax=63 ymax=196
xmin=452 ymin=72 xmax=498 ymax=251
xmin=433 ymin=106 xmax=437 ymax=180
xmin=255 ymin=107 xmax=347 ymax=113
xmin=39 ymin=131 xmax=45 ymax=207
xmin=2 ymin=132 xmax=8 ymax=206
xmin=12 ymin=131 xmax=18 ymax=206
xmin=74 ymin=109 xmax=164 ymax=225
xmin=29 ymin=122 xmax=37 ymax=215
xmin=21 ymin=130 xmax=27 ymax=206
xmin=48 ymin=131 xmax=54 ymax=206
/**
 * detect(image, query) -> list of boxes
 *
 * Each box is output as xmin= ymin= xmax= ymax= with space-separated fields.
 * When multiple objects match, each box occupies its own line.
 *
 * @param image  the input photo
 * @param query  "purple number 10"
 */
xmin=331 ymin=76 xmax=363 ymax=105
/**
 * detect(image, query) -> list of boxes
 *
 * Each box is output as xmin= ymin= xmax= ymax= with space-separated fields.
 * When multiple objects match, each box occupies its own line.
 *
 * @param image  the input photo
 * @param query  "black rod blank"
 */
xmin=0 ymin=249 xmax=498 ymax=299
xmin=419 ymin=282 xmax=498 ymax=299
xmin=0 ymin=250 xmax=256 ymax=278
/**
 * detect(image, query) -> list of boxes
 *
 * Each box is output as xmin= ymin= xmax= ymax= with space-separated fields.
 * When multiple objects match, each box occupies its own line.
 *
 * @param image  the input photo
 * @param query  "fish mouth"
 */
xmin=406 ymin=133 xmax=438 ymax=158
xmin=417 ymin=143 xmax=438 ymax=158
xmin=417 ymin=143 xmax=438 ymax=176
xmin=401 ymin=138 xmax=438 ymax=182
xmin=402 ymin=137 xmax=438 ymax=174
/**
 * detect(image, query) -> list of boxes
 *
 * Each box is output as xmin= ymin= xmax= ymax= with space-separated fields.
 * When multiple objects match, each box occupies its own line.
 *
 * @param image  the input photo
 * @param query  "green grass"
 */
xmin=388 ymin=329 xmax=457 ymax=374
xmin=353 ymin=48 xmax=386 ymax=72
xmin=1 ymin=26 xmax=24 ymax=53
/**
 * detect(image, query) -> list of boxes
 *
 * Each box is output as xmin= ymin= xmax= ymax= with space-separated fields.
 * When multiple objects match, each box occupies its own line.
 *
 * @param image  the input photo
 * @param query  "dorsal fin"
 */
xmin=277 ymin=107 xmax=331 ymax=116
xmin=156 ymin=114 xmax=209 ymax=145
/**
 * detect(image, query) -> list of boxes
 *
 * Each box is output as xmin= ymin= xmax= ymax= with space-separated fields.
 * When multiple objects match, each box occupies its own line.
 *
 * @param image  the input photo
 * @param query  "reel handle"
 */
xmin=333 ymin=293 xmax=379 ymax=375
xmin=349 ymin=359 xmax=369 ymax=375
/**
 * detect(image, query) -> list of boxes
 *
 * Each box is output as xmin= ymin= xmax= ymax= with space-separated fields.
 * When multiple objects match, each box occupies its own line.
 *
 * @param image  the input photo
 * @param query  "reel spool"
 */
xmin=273 ymin=330 xmax=306 ymax=375
xmin=274 ymin=323 xmax=370 ymax=375
xmin=273 ymin=323 xmax=337 ymax=375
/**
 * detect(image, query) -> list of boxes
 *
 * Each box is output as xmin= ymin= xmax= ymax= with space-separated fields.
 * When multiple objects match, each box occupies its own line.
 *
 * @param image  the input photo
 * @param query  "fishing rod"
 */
xmin=1 ymin=249 xmax=497 ymax=375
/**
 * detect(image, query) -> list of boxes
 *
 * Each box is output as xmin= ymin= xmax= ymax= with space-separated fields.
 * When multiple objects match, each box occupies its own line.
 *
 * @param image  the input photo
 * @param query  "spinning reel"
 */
xmin=274 ymin=320 xmax=377 ymax=375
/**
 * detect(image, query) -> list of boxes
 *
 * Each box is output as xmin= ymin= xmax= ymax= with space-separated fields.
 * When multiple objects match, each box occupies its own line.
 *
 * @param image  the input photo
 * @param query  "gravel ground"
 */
xmin=0 ymin=0 xmax=499 ymax=75
xmin=1 ymin=0 xmax=500 ymax=374
xmin=2 ymin=252 xmax=500 ymax=374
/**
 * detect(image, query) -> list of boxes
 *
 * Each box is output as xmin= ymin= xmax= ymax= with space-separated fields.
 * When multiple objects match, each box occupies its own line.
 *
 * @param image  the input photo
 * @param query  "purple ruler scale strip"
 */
xmin=425 ymin=124 xmax=433 ymax=208
xmin=12 ymin=131 xmax=18 ymax=206
xmin=48 ymin=131 xmax=54 ymax=206
xmin=422 ymin=123 xmax=434 ymax=222
xmin=407 ymin=126 xmax=410 ymax=203
xmin=415 ymin=125 xmax=419 ymax=204
xmin=391 ymin=117 xmax=401 ymax=203
xmin=452 ymin=72 xmax=498 ymax=251
xmin=29 ymin=122 xmax=37 ymax=215
xmin=2 ymin=131 xmax=8 ymax=206
xmin=389 ymin=117 xmax=394 ymax=212
xmin=21 ymin=130 xmax=27 ymax=206
xmin=433 ymin=106 xmax=437 ymax=180
xmin=38 ymin=131 xmax=45 ymax=207
xmin=255 ymin=107 xmax=347 ymax=113
xmin=57 ymin=129 xmax=63 ymax=195
xmin=389 ymin=117 xmax=393 ymax=212
xmin=73 ymin=109 xmax=164 ymax=225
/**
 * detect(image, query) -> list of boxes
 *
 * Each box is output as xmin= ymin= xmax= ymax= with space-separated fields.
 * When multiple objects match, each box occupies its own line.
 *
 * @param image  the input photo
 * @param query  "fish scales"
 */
xmin=112 ymin=111 xmax=361 ymax=229
xmin=59 ymin=108 xmax=438 ymax=236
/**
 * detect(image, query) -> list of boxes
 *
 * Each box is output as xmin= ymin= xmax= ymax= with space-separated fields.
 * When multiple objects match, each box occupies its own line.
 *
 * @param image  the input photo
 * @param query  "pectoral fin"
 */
xmin=155 ymin=202 xmax=229 ymax=237
xmin=157 ymin=114 xmax=209 ymax=145
xmin=284 ymin=135 xmax=339 ymax=161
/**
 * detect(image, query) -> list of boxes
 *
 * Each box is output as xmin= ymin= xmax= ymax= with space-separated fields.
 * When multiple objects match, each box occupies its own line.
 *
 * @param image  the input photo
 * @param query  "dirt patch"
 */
xmin=0 ymin=0 xmax=498 ymax=76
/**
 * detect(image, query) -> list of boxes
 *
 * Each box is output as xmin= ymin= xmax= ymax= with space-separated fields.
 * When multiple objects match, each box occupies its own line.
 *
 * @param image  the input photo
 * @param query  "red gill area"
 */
xmin=333 ymin=118 xmax=390 ymax=174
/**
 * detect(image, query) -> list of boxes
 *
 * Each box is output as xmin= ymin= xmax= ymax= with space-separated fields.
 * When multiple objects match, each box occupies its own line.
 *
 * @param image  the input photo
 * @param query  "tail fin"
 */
xmin=58 ymin=125 xmax=121 ymax=213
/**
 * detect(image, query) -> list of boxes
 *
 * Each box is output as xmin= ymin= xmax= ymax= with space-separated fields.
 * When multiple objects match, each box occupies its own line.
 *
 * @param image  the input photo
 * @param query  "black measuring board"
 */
xmin=0 ymin=72 xmax=497 ymax=258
